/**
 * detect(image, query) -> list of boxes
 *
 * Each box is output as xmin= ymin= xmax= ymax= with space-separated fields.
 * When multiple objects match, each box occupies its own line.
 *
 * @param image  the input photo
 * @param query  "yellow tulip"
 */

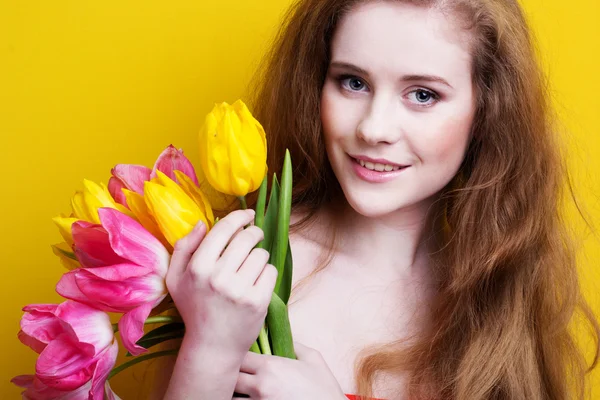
xmin=198 ymin=99 xmax=267 ymax=196
xmin=174 ymin=170 xmax=215 ymax=228
xmin=71 ymin=179 xmax=136 ymax=224
xmin=144 ymin=170 xmax=210 ymax=247
xmin=122 ymin=189 xmax=173 ymax=252
xmin=51 ymin=242 xmax=81 ymax=270
xmin=52 ymin=215 xmax=79 ymax=246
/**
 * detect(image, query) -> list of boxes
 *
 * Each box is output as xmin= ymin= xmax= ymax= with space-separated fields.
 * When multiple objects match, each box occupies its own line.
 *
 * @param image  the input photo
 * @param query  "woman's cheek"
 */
xmin=415 ymin=116 xmax=472 ymax=165
xmin=321 ymin=91 xmax=355 ymax=141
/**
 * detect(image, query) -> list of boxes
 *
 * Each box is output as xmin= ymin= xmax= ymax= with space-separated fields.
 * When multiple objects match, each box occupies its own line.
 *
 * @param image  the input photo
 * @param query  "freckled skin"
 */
xmin=320 ymin=2 xmax=476 ymax=218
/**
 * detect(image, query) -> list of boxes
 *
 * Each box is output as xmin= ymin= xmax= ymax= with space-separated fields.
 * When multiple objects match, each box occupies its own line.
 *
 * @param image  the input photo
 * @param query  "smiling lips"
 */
xmin=349 ymin=154 xmax=410 ymax=183
xmin=349 ymin=154 xmax=408 ymax=169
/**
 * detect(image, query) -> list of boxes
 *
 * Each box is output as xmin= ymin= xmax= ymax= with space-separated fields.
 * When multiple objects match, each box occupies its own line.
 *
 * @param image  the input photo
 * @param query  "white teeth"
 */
xmin=356 ymin=159 xmax=401 ymax=172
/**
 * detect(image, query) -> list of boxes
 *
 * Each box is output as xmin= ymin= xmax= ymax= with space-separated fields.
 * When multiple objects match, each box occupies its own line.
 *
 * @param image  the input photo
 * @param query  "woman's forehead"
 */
xmin=330 ymin=2 xmax=473 ymax=85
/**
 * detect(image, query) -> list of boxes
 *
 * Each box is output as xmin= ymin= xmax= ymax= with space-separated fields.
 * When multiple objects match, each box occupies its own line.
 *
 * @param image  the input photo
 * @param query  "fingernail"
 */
xmin=247 ymin=209 xmax=255 ymax=216
xmin=194 ymin=220 xmax=204 ymax=230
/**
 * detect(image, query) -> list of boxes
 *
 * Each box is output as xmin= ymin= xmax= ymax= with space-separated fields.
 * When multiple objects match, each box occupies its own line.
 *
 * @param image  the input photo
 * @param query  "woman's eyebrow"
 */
xmin=329 ymin=61 xmax=454 ymax=89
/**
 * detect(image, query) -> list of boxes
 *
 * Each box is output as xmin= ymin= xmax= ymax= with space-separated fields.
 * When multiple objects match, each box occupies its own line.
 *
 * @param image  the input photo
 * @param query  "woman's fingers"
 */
xmin=239 ymin=350 xmax=264 ymax=374
xmin=252 ymin=263 xmax=278 ymax=304
xmin=233 ymin=371 xmax=257 ymax=398
xmin=218 ymin=226 xmax=265 ymax=274
xmin=236 ymin=248 xmax=271 ymax=284
xmin=167 ymin=221 xmax=207 ymax=279
xmin=189 ymin=209 xmax=255 ymax=266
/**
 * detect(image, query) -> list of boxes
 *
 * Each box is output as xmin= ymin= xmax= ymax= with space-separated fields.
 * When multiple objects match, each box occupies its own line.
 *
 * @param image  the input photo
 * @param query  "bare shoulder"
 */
xmin=288 ymin=206 xmax=336 ymax=281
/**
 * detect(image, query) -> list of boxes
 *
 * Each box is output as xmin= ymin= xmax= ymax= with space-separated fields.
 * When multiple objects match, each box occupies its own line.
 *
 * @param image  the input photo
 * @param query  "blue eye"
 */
xmin=408 ymin=89 xmax=439 ymax=106
xmin=337 ymin=74 xmax=368 ymax=92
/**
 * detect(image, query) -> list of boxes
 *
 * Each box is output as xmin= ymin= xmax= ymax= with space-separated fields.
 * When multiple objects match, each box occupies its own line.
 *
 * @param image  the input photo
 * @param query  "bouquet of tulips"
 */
xmin=12 ymin=100 xmax=295 ymax=400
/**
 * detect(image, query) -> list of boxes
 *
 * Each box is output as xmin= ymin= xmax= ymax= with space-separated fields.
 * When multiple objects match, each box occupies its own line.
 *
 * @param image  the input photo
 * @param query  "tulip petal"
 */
xmin=108 ymin=177 xmax=128 ymax=207
xmin=57 ymin=271 xmax=112 ymax=311
xmin=122 ymin=189 xmax=172 ymax=251
xmin=118 ymin=302 xmax=155 ymax=356
xmin=151 ymin=144 xmax=199 ymax=185
xmin=98 ymin=207 xmax=170 ymax=276
xmin=36 ymin=335 xmax=95 ymax=391
xmin=56 ymin=301 xmax=114 ymax=354
xmin=72 ymin=221 xmax=129 ymax=268
xmin=19 ymin=305 xmax=62 ymax=346
xmin=11 ymin=374 xmax=80 ymax=400
xmin=105 ymin=381 xmax=122 ymax=400
xmin=18 ymin=330 xmax=47 ymax=354
xmin=51 ymin=243 xmax=81 ymax=270
xmin=52 ymin=217 xmax=80 ymax=246
xmin=89 ymin=340 xmax=118 ymax=400
xmin=111 ymin=164 xmax=152 ymax=194
xmin=18 ymin=377 xmax=118 ymax=400
xmin=174 ymin=170 xmax=215 ymax=228
xmin=144 ymin=179 xmax=206 ymax=246
xmin=198 ymin=100 xmax=267 ymax=197
xmin=71 ymin=190 xmax=98 ymax=223
xmin=75 ymin=265 xmax=166 ymax=311
xmin=73 ymin=180 xmax=137 ymax=223
xmin=10 ymin=374 xmax=35 ymax=389
xmin=195 ymin=159 xmax=239 ymax=214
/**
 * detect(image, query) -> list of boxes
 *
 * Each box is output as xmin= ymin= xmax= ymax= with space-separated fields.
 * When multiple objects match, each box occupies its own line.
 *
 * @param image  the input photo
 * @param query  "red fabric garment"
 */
xmin=345 ymin=395 xmax=385 ymax=400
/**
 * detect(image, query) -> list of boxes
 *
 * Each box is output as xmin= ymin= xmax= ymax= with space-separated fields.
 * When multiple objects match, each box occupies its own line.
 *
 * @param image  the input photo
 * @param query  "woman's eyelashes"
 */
xmin=336 ymin=74 xmax=368 ymax=92
xmin=335 ymin=73 xmax=441 ymax=107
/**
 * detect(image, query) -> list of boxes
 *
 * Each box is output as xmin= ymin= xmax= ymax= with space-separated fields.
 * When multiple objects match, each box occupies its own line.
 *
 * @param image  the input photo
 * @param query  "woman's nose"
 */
xmin=356 ymin=94 xmax=402 ymax=145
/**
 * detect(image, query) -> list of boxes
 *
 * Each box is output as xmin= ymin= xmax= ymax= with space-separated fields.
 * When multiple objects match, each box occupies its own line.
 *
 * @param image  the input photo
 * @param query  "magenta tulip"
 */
xmin=108 ymin=145 xmax=199 ymax=208
xmin=12 ymin=301 xmax=119 ymax=400
xmin=108 ymin=164 xmax=151 ymax=207
xmin=11 ymin=375 xmax=120 ymax=400
xmin=56 ymin=208 xmax=170 ymax=355
xmin=150 ymin=144 xmax=199 ymax=185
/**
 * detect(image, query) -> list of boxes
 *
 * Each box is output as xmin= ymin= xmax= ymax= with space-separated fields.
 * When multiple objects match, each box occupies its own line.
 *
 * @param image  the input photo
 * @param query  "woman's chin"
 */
xmin=344 ymin=193 xmax=405 ymax=219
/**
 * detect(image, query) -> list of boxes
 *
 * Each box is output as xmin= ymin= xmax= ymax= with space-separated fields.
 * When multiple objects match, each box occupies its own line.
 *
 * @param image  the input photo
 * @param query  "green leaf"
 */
xmin=53 ymin=245 xmax=77 ymax=260
xmin=124 ymin=322 xmax=185 ymax=356
xmin=261 ymin=173 xmax=280 ymax=252
xmin=126 ymin=331 xmax=184 ymax=356
xmin=271 ymin=150 xmax=292 ymax=295
xmin=279 ymin=241 xmax=293 ymax=304
xmin=254 ymin=175 xmax=268 ymax=229
xmin=109 ymin=350 xmax=178 ymax=380
xmin=249 ymin=341 xmax=260 ymax=354
xmin=139 ymin=322 xmax=185 ymax=341
xmin=266 ymin=292 xmax=296 ymax=359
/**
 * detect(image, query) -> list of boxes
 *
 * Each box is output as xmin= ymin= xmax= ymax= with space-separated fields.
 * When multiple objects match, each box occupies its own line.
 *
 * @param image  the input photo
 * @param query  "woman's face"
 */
xmin=321 ymin=2 xmax=475 ymax=218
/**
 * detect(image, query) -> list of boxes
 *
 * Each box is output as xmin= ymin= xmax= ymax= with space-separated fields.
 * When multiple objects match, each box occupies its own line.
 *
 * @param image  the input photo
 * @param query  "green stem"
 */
xmin=112 ymin=315 xmax=183 ymax=333
xmin=258 ymin=324 xmax=271 ymax=355
xmin=238 ymin=196 xmax=247 ymax=210
xmin=250 ymin=341 xmax=260 ymax=354
xmin=108 ymin=350 xmax=178 ymax=380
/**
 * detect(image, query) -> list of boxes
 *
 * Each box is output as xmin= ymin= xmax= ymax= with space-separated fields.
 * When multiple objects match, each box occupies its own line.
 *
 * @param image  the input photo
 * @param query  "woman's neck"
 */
xmin=322 ymin=196 xmax=436 ymax=279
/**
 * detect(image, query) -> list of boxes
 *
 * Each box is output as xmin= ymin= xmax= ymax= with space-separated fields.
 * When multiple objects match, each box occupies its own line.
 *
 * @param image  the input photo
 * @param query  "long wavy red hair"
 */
xmin=245 ymin=0 xmax=600 ymax=398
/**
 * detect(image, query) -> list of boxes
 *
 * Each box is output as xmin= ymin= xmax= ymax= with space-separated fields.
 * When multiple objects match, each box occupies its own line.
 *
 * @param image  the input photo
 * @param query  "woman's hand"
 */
xmin=166 ymin=208 xmax=278 ymax=357
xmin=232 ymin=341 xmax=348 ymax=399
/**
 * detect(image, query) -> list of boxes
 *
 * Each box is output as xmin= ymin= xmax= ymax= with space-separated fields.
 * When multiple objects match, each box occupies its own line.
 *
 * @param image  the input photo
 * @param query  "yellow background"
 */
xmin=1 ymin=0 xmax=598 ymax=398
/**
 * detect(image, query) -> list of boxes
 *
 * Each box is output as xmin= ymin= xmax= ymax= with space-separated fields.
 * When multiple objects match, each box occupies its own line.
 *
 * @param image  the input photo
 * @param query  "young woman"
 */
xmin=158 ymin=0 xmax=600 ymax=399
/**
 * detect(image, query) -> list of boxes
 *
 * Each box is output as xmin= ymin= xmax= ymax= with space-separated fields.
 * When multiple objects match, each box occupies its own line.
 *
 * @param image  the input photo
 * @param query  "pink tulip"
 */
xmin=108 ymin=164 xmax=152 ymax=207
xmin=12 ymin=301 xmax=119 ymax=400
xmin=56 ymin=208 xmax=170 ymax=356
xmin=108 ymin=145 xmax=199 ymax=209
xmin=11 ymin=375 xmax=120 ymax=400
xmin=150 ymin=144 xmax=199 ymax=185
